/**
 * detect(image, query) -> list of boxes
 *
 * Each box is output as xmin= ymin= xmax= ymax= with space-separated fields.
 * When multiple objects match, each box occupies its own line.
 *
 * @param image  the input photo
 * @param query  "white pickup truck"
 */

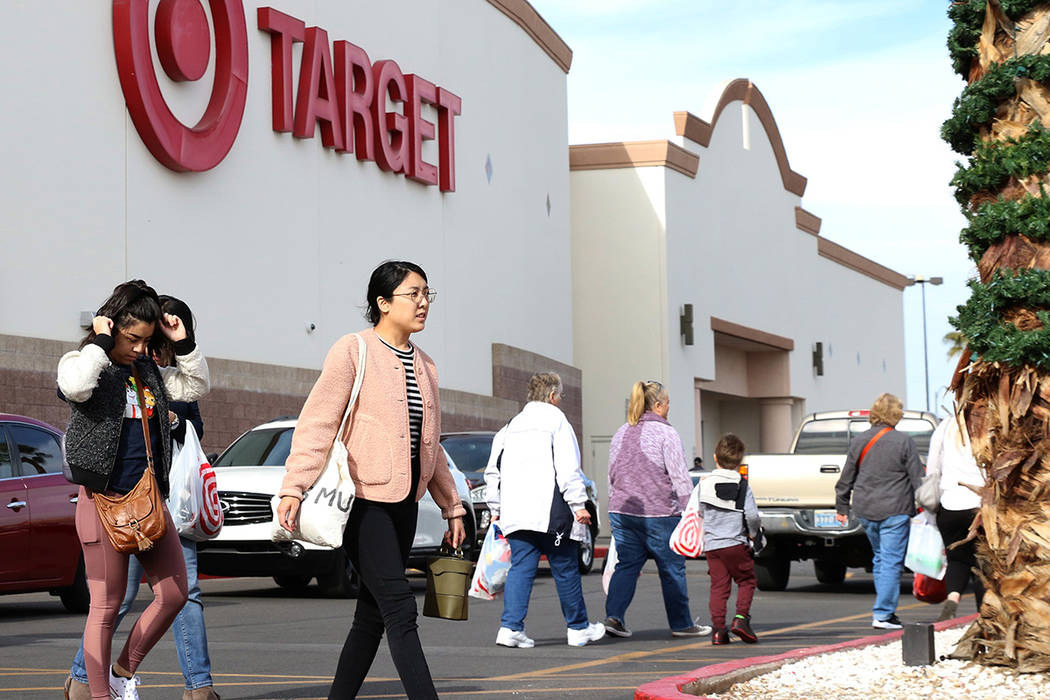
xmin=744 ymin=409 xmax=938 ymax=591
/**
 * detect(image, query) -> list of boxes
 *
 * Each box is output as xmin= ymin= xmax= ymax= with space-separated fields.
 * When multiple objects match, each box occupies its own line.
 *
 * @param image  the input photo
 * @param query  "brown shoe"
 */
xmin=183 ymin=687 xmax=221 ymax=700
xmin=711 ymin=628 xmax=731 ymax=645
xmin=731 ymin=614 xmax=758 ymax=643
xmin=64 ymin=676 xmax=91 ymax=700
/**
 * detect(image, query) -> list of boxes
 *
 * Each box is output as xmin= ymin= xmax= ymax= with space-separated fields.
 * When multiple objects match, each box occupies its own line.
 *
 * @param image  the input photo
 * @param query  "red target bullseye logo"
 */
xmin=113 ymin=0 xmax=249 ymax=172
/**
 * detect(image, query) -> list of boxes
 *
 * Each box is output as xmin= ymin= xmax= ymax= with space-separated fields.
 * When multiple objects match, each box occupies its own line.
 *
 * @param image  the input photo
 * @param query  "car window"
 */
xmin=214 ymin=428 xmax=294 ymax=467
xmin=8 ymin=425 xmax=63 ymax=475
xmin=793 ymin=420 xmax=849 ymax=454
xmin=897 ymin=418 xmax=936 ymax=455
xmin=793 ymin=420 xmax=872 ymax=454
xmin=0 ymin=431 xmax=13 ymax=479
xmin=440 ymin=435 xmax=493 ymax=478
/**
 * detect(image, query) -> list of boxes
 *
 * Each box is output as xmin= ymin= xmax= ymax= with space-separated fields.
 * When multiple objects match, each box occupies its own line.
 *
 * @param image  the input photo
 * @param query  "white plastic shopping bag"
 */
xmin=905 ymin=511 xmax=947 ymax=579
xmin=669 ymin=484 xmax=704 ymax=558
xmin=167 ymin=422 xmax=224 ymax=541
xmin=272 ymin=333 xmax=365 ymax=549
xmin=469 ymin=525 xmax=512 ymax=600
xmin=602 ymin=536 xmax=619 ymax=595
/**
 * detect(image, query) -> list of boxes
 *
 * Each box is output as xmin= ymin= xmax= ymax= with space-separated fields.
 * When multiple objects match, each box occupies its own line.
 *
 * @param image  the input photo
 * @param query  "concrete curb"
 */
xmin=634 ymin=613 xmax=979 ymax=699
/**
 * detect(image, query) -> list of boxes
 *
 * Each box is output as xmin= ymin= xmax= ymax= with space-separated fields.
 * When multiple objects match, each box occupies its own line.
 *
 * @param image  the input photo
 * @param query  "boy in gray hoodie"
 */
xmin=698 ymin=434 xmax=761 ymax=644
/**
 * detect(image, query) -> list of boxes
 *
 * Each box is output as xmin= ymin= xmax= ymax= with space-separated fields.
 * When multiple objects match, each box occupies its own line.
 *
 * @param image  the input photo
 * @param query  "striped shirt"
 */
xmin=379 ymin=336 xmax=423 ymax=458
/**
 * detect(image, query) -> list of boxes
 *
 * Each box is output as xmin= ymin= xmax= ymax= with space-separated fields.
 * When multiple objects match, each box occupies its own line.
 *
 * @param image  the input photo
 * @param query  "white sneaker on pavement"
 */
xmin=567 ymin=621 xmax=606 ymax=647
xmin=496 ymin=627 xmax=535 ymax=648
xmin=109 ymin=668 xmax=140 ymax=700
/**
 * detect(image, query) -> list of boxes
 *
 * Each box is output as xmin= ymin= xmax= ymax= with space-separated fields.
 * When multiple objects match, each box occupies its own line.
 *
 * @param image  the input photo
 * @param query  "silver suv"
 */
xmin=196 ymin=418 xmax=476 ymax=597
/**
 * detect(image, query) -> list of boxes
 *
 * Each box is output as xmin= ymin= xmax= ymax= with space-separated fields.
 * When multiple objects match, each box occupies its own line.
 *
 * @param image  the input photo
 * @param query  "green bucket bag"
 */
xmin=423 ymin=546 xmax=472 ymax=621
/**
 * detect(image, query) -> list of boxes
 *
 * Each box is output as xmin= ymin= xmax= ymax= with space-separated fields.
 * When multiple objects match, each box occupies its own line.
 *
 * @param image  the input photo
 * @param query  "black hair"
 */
xmin=365 ymin=260 xmax=427 ymax=325
xmin=80 ymin=280 xmax=162 ymax=349
xmin=159 ymin=295 xmax=196 ymax=345
xmin=151 ymin=295 xmax=196 ymax=365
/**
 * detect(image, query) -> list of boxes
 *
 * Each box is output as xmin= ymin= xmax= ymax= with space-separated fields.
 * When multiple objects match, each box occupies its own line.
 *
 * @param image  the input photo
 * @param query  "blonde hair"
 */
xmin=869 ymin=393 xmax=903 ymax=427
xmin=527 ymin=372 xmax=562 ymax=403
xmin=627 ymin=381 xmax=665 ymax=425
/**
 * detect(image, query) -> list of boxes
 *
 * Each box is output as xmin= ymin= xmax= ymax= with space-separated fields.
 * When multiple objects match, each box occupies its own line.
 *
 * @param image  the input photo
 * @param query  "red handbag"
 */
xmin=913 ymin=572 xmax=947 ymax=603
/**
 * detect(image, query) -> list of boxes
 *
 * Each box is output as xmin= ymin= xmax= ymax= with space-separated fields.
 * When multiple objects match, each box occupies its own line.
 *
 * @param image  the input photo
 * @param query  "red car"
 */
xmin=0 ymin=414 xmax=87 ymax=612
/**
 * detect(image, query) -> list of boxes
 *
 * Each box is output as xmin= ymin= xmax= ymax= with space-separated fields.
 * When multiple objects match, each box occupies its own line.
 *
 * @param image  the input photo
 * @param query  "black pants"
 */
xmin=936 ymin=507 xmax=984 ymax=608
xmin=329 ymin=473 xmax=436 ymax=699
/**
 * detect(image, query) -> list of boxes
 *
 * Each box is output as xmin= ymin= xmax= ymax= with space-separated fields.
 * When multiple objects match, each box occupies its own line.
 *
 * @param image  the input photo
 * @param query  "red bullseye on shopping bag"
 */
xmin=670 ymin=510 xmax=704 ymax=558
xmin=198 ymin=461 xmax=223 ymax=537
xmin=113 ymin=0 xmax=249 ymax=172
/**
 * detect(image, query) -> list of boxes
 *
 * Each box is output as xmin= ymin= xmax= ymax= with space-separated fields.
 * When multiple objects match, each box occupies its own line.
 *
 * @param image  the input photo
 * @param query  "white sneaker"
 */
xmin=496 ymin=627 xmax=535 ymax=648
xmin=567 ymin=621 xmax=606 ymax=647
xmin=109 ymin=668 xmax=140 ymax=700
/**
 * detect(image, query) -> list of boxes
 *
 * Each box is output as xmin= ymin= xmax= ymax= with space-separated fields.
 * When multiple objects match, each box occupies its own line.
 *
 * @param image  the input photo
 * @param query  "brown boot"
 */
xmin=183 ymin=687 xmax=221 ymax=700
xmin=64 ymin=676 xmax=91 ymax=700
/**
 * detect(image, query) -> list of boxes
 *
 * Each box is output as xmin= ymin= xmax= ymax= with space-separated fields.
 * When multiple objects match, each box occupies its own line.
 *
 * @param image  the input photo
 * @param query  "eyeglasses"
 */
xmin=390 ymin=288 xmax=437 ymax=304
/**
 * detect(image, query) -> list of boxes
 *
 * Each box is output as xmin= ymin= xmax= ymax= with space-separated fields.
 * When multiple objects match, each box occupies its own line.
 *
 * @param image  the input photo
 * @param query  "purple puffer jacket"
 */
xmin=607 ymin=412 xmax=693 ymax=517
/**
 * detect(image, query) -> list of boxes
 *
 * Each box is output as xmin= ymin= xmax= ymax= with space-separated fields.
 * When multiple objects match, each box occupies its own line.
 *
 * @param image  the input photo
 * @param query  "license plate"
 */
xmin=814 ymin=510 xmax=839 ymax=528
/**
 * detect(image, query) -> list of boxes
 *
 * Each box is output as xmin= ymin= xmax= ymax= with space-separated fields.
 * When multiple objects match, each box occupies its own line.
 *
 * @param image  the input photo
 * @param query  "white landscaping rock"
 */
xmin=711 ymin=627 xmax=1050 ymax=700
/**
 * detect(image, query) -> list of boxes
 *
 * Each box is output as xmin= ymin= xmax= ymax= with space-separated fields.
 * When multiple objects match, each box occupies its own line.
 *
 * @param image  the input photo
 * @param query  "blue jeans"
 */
xmin=72 ymin=537 xmax=213 ymax=689
xmin=501 ymin=530 xmax=588 ymax=631
xmin=859 ymin=514 xmax=910 ymax=621
xmin=605 ymin=513 xmax=693 ymax=631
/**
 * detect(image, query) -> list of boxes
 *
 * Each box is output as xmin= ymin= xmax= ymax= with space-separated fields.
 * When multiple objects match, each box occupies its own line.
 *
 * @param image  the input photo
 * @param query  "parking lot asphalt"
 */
xmin=0 ymin=559 xmax=960 ymax=699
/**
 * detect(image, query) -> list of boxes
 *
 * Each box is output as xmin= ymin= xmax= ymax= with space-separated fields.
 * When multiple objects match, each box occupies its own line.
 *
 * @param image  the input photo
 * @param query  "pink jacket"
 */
xmin=279 ymin=328 xmax=466 ymax=520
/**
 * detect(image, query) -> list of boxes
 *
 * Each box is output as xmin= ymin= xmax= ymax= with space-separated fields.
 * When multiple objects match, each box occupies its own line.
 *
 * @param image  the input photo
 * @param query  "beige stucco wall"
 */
xmin=571 ymin=83 xmax=908 ymax=517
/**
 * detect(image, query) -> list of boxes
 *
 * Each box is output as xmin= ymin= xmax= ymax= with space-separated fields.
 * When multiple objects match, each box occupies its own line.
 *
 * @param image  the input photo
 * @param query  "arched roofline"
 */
xmin=674 ymin=78 xmax=807 ymax=197
xmin=485 ymin=0 xmax=573 ymax=73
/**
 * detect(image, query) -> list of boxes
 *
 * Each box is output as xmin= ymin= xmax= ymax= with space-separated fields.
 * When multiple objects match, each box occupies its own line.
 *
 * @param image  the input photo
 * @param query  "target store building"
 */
xmin=0 ymin=0 xmax=581 ymax=454
xmin=0 ymin=2 xmax=909 ymax=520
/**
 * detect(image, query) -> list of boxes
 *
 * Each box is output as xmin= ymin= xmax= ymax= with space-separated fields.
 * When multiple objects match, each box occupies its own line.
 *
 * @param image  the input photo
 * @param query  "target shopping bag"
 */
xmin=469 ymin=525 xmax=512 ymax=600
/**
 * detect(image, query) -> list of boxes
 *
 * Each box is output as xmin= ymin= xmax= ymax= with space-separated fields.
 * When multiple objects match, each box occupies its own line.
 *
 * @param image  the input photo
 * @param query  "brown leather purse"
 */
xmin=93 ymin=366 xmax=167 ymax=553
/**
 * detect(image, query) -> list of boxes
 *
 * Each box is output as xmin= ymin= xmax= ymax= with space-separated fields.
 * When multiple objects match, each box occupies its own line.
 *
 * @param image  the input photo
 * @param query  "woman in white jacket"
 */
xmin=928 ymin=411 xmax=985 ymax=621
xmin=484 ymin=372 xmax=605 ymax=648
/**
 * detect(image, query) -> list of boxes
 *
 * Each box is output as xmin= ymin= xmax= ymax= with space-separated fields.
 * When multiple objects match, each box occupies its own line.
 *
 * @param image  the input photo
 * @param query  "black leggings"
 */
xmin=936 ymin=507 xmax=984 ymax=608
xmin=329 ymin=487 xmax=437 ymax=699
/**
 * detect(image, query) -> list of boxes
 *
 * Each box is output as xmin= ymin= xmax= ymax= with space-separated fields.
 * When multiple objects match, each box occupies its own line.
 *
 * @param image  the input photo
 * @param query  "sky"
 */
xmin=527 ymin=0 xmax=972 ymax=416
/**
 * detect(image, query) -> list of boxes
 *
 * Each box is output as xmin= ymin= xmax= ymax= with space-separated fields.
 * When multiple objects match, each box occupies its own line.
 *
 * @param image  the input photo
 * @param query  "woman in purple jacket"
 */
xmin=603 ymin=381 xmax=711 ymax=638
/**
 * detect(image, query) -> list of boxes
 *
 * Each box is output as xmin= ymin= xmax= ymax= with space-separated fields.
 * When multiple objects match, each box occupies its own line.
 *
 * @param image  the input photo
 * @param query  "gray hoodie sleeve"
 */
xmin=744 ymin=486 xmax=760 ymax=538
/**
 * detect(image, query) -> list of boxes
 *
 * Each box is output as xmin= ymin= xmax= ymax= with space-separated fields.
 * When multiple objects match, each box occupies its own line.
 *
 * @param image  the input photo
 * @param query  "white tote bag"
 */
xmin=271 ymin=333 xmax=365 ymax=549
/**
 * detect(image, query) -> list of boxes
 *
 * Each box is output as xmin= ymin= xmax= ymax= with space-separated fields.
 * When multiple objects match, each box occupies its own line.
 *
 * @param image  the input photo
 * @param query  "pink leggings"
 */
xmin=75 ymin=487 xmax=188 ymax=700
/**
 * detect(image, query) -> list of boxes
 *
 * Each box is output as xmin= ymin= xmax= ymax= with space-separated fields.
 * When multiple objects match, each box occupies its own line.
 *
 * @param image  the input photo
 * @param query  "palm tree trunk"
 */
xmin=946 ymin=0 xmax=1050 ymax=672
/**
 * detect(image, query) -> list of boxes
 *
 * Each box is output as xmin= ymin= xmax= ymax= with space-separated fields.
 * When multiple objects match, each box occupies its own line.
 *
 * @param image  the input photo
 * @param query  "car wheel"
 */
xmin=59 ymin=556 xmax=90 ymax=614
xmin=318 ymin=548 xmax=360 ymax=598
xmin=754 ymin=556 xmax=790 ymax=591
xmin=273 ymin=574 xmax=313 ymax=590
xmin=578 ymin=527 xmax=597 ymax=575
xmin=813 ymin=559 xmax=847 ymax=585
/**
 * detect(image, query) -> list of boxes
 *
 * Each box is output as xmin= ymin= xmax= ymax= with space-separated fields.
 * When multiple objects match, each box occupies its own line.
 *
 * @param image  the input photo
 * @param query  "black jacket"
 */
xmin=59 ymin=336 xmax=206 ymax=497
xmin=170 ymin=400 xmax=204 ymax=445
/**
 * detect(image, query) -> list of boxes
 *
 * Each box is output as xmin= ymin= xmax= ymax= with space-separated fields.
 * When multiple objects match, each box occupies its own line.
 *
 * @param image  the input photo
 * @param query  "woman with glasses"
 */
xmin=277 ymin=261 xmax=466 ymax=699
xmin=603 ymin=381 xmax=711 ymax=639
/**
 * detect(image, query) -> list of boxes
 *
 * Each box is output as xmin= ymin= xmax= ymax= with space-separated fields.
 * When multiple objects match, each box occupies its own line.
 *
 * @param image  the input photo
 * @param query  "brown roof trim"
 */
xmin=569 ymin=140 xmax=699 ymax=178
xmin=485 ymin=0 xmax=573 ymax=73
xmin=818 ymin=238 xmax=909 ymax=291
xmin=710 ymin=317 xmax=795 ymax=352
xmin=795 ymin=207 xmax=821 ymax=236
xmin=674 ymin=79 xmax=807 ymax=197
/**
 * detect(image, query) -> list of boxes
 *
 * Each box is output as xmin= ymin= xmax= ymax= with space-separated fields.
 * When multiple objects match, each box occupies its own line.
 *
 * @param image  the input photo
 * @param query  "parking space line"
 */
xmin=486 ymin=602 xmax=925 ymax=681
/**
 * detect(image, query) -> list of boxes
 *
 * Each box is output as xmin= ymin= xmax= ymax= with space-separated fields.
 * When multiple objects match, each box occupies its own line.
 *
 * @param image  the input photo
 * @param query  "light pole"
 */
xmin=906 ymin=275 xmax=943 ymax=412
